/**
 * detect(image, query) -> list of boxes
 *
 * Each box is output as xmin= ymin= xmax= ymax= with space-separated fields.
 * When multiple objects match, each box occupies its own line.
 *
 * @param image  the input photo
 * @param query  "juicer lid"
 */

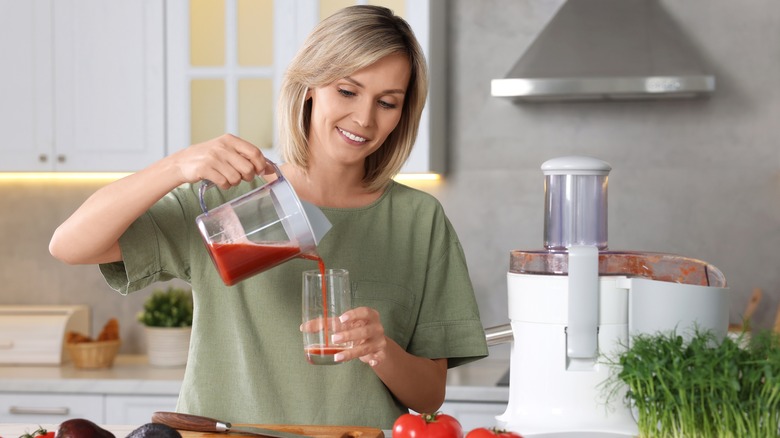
xmin=542 ymin=156 xmax=611 ymax=176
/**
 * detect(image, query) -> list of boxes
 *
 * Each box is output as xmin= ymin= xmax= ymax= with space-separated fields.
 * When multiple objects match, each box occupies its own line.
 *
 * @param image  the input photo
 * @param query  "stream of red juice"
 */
xmin=300 ymin=253 xmax=329 ymax=348
xmin=300 ymin=254 xmax=347 ymax=364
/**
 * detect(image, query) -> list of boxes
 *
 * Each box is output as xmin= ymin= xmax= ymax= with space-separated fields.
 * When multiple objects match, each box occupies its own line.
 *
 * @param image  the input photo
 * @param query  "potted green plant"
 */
xmin=137 ymin=286 xmax=193 ymax=367
xmin=605 ymin=328 xmax=780 ymax=437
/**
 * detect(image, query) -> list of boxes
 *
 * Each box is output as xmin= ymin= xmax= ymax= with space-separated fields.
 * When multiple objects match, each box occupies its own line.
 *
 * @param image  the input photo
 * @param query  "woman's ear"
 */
xmin=304 ymin=87 xmax=312 ymax=100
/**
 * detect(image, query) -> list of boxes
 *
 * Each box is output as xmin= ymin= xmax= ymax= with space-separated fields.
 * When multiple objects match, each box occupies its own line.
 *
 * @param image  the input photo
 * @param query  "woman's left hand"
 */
xmin=332 ymin=306 xmax=387 ymax=367
xmin=332 ymin=307 xmax=448 ymax=414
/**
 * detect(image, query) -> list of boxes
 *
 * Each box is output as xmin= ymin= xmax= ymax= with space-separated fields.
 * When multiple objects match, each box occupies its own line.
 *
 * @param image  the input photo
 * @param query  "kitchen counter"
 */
xmin=1 ymin=351 xmax=509 ymax=431
xmin=0 ymin=355 xmax=183 ymax=396
xmin=0 ymin=353 xmax=509 ymax=403
xmin=1 ymin=356 xmax=509 ymax=436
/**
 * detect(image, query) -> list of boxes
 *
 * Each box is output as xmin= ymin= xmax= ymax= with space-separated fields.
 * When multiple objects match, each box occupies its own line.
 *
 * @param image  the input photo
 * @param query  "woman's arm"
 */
xmin=49 ymin=134 xmax=272 ymax=265
xmin=372 ymin=339 xmax=448 ymax=414
xmin=333 ymin=307 xmax=448 ymax=414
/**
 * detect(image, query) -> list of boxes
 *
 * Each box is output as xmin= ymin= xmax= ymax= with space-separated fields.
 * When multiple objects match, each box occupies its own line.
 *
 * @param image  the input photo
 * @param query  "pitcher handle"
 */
xmin=198 ymin=162 xmax=282 ymax=214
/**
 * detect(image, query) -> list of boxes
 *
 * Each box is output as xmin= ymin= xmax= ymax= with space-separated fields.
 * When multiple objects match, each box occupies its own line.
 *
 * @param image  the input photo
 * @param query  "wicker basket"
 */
xmin=66 ymin=340 xmax=121 ymax=369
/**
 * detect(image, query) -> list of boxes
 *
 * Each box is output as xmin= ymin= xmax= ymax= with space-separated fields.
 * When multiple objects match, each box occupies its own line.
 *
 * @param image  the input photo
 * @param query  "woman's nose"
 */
xmin=353 ymin=100 xmax=375 ymax=128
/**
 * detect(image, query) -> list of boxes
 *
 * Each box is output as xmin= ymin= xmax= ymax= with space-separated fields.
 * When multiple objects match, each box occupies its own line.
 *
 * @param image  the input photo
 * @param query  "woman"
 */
xmin=50 ymin=5 xmax=487 ymax=428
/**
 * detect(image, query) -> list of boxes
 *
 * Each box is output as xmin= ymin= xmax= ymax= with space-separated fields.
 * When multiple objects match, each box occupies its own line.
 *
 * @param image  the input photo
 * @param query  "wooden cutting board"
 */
xmin=176 ymin=424 xmax=385 ymax=438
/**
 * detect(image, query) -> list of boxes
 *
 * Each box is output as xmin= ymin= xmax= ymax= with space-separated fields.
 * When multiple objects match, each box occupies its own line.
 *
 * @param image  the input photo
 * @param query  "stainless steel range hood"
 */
xmin=491 ymin=0 xmax=715 ymax=102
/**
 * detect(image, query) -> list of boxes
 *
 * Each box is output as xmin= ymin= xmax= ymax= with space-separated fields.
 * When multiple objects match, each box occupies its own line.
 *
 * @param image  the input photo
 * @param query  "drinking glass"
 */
xmin=301 ymin=269 xmax=353 ymax=365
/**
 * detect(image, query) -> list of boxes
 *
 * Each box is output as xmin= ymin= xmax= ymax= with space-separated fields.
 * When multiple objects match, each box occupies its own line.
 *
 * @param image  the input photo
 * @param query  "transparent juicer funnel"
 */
xmin=543 ymin=156 xmax=609 ymax=251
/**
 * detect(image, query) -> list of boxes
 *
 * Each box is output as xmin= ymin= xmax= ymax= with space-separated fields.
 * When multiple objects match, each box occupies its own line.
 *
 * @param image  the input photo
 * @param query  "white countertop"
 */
xmin=0 ymin=352 xmax=509 ymax=403
xmin=0 ymin=355 xmax=183 ymax=396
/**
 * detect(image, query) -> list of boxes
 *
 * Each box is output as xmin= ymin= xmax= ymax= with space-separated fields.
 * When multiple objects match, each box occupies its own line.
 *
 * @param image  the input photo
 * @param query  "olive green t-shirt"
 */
xmin=100 ymin=180 xmax=488 ymax=428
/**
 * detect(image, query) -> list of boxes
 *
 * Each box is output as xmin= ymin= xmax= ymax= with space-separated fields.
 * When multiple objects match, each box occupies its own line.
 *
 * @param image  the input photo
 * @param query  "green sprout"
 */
xmin=604 ymin=328 xmax=780 ymax=437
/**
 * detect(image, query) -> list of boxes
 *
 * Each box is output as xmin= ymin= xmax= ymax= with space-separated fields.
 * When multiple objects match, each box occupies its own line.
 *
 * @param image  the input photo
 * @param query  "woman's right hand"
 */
xmin=49 ymin=134 xmax=273 ymax=265
xmin=169 ymin=134 xmax=276 ymax=189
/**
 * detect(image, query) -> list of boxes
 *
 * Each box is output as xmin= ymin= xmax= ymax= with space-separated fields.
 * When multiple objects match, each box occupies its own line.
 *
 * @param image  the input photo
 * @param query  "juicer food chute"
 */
xmin=494 ymin=156 xmax=729 ymax=437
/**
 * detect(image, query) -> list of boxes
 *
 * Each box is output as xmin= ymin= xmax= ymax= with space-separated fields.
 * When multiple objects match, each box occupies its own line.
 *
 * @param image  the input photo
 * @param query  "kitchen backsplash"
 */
xmin=0 ymin=180 xmax=189 ymax=354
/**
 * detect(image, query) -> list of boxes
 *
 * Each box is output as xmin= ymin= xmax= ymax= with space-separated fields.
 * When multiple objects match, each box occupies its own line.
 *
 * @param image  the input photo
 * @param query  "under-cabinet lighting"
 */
xmin=0 ymin=172 xmax=131 ymax=182
xmin=394 ymin=173 xmax=442 ymax=182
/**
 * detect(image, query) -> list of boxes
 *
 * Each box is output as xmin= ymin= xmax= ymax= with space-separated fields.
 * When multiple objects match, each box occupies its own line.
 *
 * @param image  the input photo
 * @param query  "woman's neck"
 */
xmin=280 ymin=162 xmax=384 ymax=208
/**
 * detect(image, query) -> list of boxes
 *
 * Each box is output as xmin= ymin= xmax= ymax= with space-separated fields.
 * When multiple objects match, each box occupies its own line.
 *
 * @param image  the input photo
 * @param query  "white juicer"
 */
xmin=495 ymin=156 xmax=729 ymax=437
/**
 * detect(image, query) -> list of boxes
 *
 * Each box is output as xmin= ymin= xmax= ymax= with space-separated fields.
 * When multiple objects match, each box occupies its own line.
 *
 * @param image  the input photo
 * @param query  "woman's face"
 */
xmin=307 ymin=53 xmax=411 ymax=169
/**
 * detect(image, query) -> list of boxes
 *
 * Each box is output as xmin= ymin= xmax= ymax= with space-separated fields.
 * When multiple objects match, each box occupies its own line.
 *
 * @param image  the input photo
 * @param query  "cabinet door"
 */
xmin=104 ymin=394 xmax=179 ymax=425
xmin=0 ymin=0 xmax=53 ymax=171
xmin=0 ymin=392 xmax=103 ymax=424
xmin=438 ymin=401 xmax=506 ymax=431
xmin=52 ymin=0 xmax=165 ymax=171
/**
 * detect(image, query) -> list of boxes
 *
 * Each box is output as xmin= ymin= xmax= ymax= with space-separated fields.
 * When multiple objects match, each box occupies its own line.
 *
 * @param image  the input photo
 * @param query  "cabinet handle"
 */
xmin=9 ymin=406 xmax=70 ymax=416
xmin=57 ymin=154 xmax=66 ymax=163
xmin=38 ymin=154 xmax=48 ymax=163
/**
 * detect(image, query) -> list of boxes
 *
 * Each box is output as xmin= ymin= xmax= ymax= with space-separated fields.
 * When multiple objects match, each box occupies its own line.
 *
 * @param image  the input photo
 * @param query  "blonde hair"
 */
xmin=277 ymin=5 xmax=428 ymax=192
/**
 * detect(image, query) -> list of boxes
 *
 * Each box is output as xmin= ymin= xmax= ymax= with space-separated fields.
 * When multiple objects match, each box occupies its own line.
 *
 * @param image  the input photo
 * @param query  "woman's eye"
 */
xmin=338 ymin=88 xmax=356 ymax=97
xmin=378 ymin=100 xmax=397 ymax=109
xmin=337 ymin=87 xmax=397 ymax=109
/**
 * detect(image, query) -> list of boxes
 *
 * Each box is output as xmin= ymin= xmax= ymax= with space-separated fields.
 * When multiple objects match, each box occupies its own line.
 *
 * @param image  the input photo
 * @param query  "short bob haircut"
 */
xmin=277 ymin=5 xmax=428 ymax=192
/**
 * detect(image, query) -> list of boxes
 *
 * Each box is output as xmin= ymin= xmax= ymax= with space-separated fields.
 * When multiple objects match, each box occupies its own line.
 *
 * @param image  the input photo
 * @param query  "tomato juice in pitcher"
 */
xmin=206 ymin=242 xmax=302 ymax=286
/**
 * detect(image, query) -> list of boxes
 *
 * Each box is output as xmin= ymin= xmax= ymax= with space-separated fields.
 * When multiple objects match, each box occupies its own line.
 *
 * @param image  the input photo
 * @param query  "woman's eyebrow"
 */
xmin=344 ymin=76 xmax=406 ymax=95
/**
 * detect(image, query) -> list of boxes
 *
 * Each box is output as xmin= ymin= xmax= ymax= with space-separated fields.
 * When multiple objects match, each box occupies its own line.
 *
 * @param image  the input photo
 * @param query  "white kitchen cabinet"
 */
xmin=104 ymin=394 xmax=178 ymax=425
xmin=439 ymin=401 xmax=506 ymax=431
xmin=0 ymin=392 xmax=104 ymax=425
xmin=0 ymin=0 xmax=53 ymax=171
xmin=0 ymin=0 xmax=165 ymax=172
xmin=0 ymin=392 xmax=178 ymax=425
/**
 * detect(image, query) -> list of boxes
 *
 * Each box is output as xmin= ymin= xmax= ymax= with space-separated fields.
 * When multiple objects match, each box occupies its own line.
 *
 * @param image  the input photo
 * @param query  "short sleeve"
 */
xmin=99 ymin=189 xmax=195 ymax=294
xmin=406 ymin=216 xmax=489 ymax=368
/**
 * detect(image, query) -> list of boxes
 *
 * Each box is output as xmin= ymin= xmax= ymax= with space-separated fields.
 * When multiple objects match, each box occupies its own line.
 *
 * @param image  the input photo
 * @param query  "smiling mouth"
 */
xmin=338 ymin=127 xmax=367 ymax=143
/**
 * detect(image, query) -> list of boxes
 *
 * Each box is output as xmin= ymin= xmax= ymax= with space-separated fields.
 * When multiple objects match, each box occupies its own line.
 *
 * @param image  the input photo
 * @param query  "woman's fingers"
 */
xmin=332 ymin=307 xmax=386 ymax=365
xmin=221 ymin=134 xmax=273 ymax=176
xmin=174 ymin=134 xmax=271 ymax=188
xmin=300 ymin=319 xmax=319 ymax=333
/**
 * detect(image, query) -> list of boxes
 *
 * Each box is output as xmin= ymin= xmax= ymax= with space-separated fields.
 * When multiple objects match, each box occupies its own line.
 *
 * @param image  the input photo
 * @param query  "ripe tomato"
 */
xmin=392 ymin=412 xmax=464 ymax=438
xmin=465 ymin=427 xmax=523 ymax=438
xmin=19 ymin=428 xmax=55 ymax=438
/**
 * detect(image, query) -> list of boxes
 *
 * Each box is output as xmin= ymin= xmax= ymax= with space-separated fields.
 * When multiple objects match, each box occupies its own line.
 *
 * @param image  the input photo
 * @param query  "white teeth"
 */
xmin=339 ymin=128 xmax=366 ymax=142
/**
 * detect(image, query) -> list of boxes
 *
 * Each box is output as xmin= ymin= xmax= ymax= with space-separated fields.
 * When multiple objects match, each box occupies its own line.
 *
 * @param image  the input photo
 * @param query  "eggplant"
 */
xmin=126 ymin=423 xmax=182 ymax=437
xmin=56 ymin=419 xmax=115 ymax=438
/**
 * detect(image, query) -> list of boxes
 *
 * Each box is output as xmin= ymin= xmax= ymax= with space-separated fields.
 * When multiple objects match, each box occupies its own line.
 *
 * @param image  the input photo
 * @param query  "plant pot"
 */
xmin=144 ymin=326 xmax=191 ymax=367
